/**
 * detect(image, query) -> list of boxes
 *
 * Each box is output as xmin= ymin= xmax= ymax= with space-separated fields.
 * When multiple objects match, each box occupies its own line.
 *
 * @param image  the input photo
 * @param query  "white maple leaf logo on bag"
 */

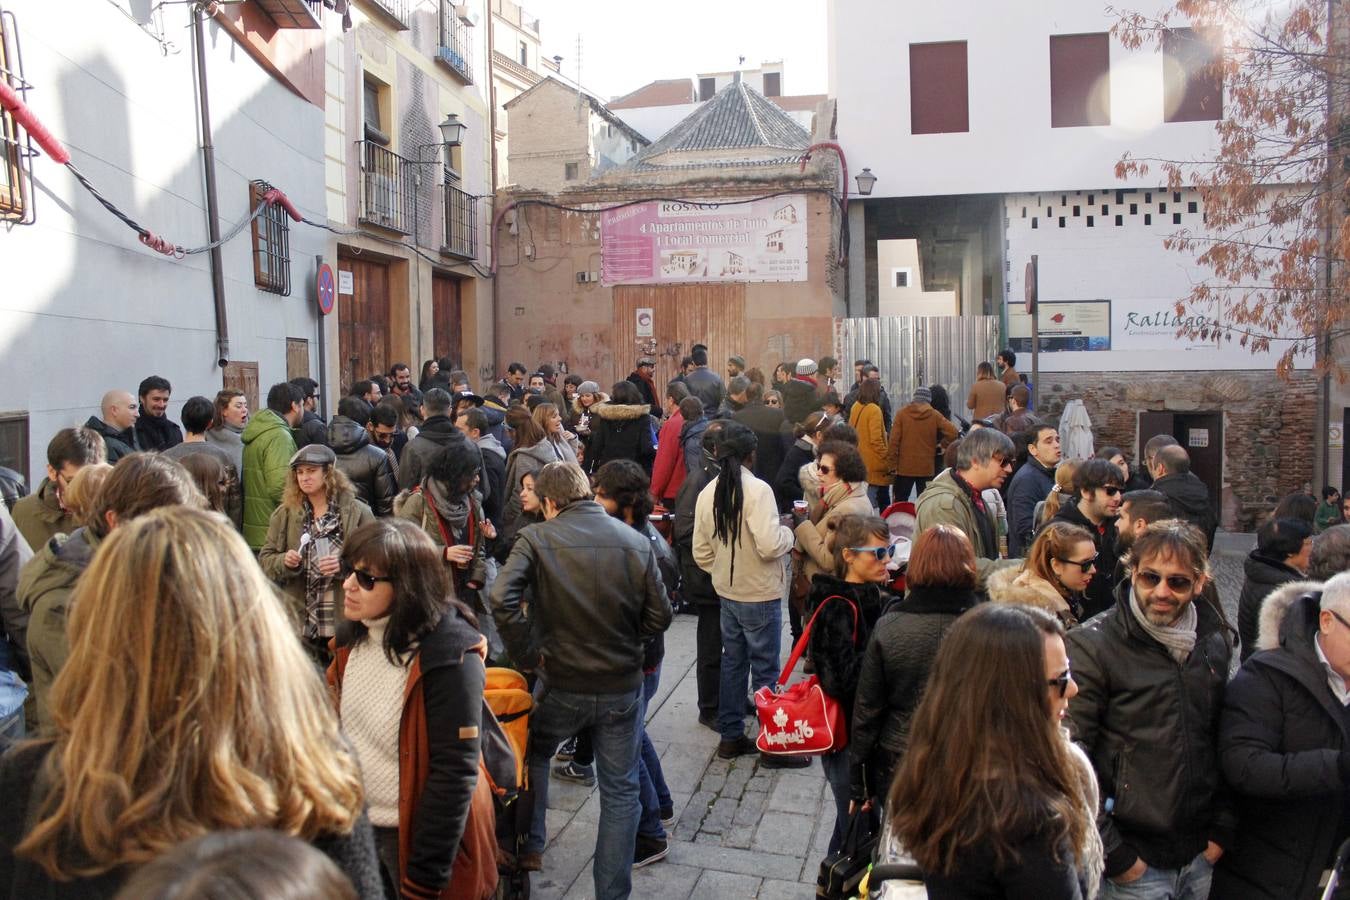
xmin=773 ymin=707 xmax=788 ymax=729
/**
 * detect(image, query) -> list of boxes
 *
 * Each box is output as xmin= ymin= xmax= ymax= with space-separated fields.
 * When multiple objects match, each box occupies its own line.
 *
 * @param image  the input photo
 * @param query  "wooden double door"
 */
xmin=338 ymin=256 xmax=390 ymax=393
xmin=612 ymin=284 xmax=746 ymax=398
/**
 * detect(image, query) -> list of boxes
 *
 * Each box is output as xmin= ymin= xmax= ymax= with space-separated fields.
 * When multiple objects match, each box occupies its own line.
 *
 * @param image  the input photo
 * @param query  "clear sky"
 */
xmin=516 ymin=0 xmax=829 ymax=101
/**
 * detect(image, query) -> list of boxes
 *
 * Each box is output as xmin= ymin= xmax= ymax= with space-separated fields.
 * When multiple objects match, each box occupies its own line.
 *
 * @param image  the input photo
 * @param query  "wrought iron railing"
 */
xmin=369 ymin=0 xmax=410 ymax=27
xmin=442 ymin=181 xmax=477 ymax=258
xmin=0 ymin=5 xmax=35 ymax=225
xmin=358 ymin=141 xmax=416 ymax=234
xmin=437 ymin=3 xmax=473 ymax=82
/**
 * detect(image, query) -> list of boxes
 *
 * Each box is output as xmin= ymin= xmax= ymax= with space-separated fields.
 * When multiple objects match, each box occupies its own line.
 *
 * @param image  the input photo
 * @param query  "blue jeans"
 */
xmin=1101 ymin=852 xmax=1214 ymax=900
xmin=528 ymin=685 xmax=643 ymax=900
xmin=718 ymin=597 xmax=783 ymax=742
xmin=820 ymin=749 xmax=850 ymax=853
xmin=868 ymin=484 xmax=890 ymax=510
xmin=637 ymin=668 xmax=673 ymax=840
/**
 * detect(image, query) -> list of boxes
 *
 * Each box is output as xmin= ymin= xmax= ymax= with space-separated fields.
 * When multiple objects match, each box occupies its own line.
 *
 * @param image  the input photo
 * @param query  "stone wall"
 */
xmin=1035 ymin=370 xmax=1319 ymax=531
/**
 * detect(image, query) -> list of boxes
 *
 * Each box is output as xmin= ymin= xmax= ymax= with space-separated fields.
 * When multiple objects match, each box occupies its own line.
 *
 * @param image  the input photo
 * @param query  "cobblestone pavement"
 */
xmin=527 ymin=532 xmax=1258 ymax=899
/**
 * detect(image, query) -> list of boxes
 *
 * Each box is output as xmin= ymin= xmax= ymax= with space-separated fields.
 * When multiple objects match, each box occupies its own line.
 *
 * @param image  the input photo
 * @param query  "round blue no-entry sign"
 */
xmin=316 ymin=263 xmax=336 ymax=316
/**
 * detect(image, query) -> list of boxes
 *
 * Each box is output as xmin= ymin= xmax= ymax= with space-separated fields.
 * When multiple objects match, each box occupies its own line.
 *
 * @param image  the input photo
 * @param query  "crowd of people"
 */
xmin=0 ymin=347 xmax=1347 ymax=900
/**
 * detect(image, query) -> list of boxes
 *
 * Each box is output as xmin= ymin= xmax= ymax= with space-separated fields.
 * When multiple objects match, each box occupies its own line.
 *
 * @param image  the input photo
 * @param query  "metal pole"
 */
xmin=315 ymin=254 xmax=328 ymax=419
xmin=1030 ymin=254 xmax=1040 ymax=410
xmin=192 ymin=5 xmax=229 ymax=368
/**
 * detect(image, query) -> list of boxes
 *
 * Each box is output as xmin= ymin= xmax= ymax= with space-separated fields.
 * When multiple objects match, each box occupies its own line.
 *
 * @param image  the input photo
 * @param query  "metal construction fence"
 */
xmin=834 ymin=316 xmax=1001 ymax=420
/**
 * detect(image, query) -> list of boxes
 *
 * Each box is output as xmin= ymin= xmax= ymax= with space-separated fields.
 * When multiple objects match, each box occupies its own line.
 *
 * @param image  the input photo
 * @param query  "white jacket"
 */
xmin=693 ymin=466 xmax=795 ymax=602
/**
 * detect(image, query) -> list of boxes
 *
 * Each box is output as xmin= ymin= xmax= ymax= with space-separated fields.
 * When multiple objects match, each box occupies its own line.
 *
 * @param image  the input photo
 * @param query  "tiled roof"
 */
xmin=608 ymin=78 xmax=696 ymax=109
xmin=633 ymin=81 xmax=810 ymax=162
xmin=503 ymin=77 xmax=650 ymax=147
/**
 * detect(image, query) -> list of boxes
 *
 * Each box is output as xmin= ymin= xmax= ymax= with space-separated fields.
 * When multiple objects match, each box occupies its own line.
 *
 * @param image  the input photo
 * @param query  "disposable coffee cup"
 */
xmin=793 ymin=501 xmax=808 ymax=516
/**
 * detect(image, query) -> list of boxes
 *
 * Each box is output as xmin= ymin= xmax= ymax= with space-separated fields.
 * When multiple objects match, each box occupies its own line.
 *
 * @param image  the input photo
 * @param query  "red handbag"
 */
xmin=754 ymin=595 xmax=858 ymax=756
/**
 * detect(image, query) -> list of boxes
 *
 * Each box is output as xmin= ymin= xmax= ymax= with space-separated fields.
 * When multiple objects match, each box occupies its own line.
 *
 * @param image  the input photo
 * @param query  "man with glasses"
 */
xmin=1067 ymin=521 xmax=1235 ymax=900
xmin=12 ymin=428 xmax=106 ymax=551
xmin=1050 ymin=457 xmax=1125 ymax=619
xmin=915 ymin=426 xmax=1017 ymax=581
xmin=1216 ymin=560 xmax=1350 ymax=898
xmin=289 ymin=377 xmax=328 ymax=449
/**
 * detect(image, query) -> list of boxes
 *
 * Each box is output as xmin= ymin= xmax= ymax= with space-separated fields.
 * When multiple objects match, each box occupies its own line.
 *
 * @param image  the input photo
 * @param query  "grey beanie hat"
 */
xmin=912 ymin=386 xmax=932 ymax=405
xmin=578 ymin=381 xmax=601 ymax=395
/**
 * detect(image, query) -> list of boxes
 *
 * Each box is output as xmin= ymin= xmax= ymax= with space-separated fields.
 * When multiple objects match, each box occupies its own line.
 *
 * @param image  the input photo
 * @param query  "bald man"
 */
xmin=82 ymin=390 xmax=139 ymax=463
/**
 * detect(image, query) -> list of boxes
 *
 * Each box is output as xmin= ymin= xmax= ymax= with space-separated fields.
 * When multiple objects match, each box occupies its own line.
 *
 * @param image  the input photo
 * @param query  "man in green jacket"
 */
xmin=242 ymin=382 xmax=304 ymax=550
xmin=915 ymin=426 xmax=1018 ymax=583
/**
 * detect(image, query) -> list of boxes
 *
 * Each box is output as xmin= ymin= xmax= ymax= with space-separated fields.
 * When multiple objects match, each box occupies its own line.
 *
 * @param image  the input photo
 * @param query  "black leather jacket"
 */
xmin=1066 ymin=584 xmax=1237 ymax=877
xmin=489 ymin=501 xmax=671 ymax=694
xmin=327 ymin=417 xmax=396 ymax=517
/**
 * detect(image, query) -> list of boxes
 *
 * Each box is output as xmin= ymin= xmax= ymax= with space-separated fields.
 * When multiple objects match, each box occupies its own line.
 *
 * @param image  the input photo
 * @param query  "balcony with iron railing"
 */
xmin=442 ymin=180 xmax=477 ymax=259
xmin=437 ymin=4 xmax=473 ymax=83
xmin=363 ymin=0 xmax=411 ymax=30
xmin=357 ymin=141 xmax=416 ymax=234
xmin=253 ymin=0 xmax=322 ymax=28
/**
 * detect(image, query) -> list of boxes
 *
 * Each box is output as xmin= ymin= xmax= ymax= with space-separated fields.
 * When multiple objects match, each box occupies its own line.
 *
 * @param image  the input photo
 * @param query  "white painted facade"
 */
xmin=0 ymin=0 xmax=328 ymax=479
xmin=828 ymin=0 xmax=1224 ymax=198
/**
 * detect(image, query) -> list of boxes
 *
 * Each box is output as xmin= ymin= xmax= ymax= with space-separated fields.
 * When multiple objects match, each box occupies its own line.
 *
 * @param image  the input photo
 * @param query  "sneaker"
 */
xmin=697 ymin=712 xmax=719 ymax=732
xmin=554 ymin=736 xmax=577 ymax=762
xmin=553 ymin=760 xmax=596 ymax=785
xmin=759 ymin=752 xmax=812 ymax=769
xmin=659 ymin=804 xmax=676 ymax=828
xmin=633 ymin=835 xmax=668 ymax=869
xmin=518 ymin=850 xmax=543 ymax=872
xmin=716 ymin=735 xmax=758 ymax=759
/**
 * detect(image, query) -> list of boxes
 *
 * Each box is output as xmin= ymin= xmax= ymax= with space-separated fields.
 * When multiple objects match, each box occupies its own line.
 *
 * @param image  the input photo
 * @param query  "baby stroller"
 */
xmin=879 ymin=501 xmax=917 ymax=593
xmin=484 ymin=667 xmax=535 ymax=899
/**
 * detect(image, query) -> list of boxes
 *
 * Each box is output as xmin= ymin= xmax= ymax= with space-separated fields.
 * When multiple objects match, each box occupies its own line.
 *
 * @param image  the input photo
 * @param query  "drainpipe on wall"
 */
xmin=487 ymin=1 xmax=500 ymax=378
xmin=193 ymin=4 xmax=230 ymax=368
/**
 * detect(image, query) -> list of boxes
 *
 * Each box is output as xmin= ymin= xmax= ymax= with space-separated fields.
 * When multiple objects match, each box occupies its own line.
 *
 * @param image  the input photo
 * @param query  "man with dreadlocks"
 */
xmin=692 ymin=422 xmax=808 ymax=768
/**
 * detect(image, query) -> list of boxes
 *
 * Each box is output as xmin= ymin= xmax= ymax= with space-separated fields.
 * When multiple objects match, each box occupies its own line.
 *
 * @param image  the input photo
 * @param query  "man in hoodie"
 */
xmin=242 ymin=382 xmax=303 ymax=549
xmin=456 ymin=406 xmax=507 ymax=529
xmin=21 ymin=453 xmax=202 ymax=729
xmin=781 ymin=359 xmax=823 ymax=425
xmin=326 ymin=397 xmax=396 ymax=517
xmin=133 ymin=375 xmax=183 ymax=452
xmin=12 ymin=428 xmax=105 ymax=552
xmin=1006 ymin=424 xmax=1060 ymax=557
xmin=84 ymin=390 xmax=140 ymax=463
xmin=1151 ymin=444 xmax=1218 ymax=551
xmin=1049 ymin=457 xmax=1124 ymax=619
xmin=1236 ymin=516 xmax=1313 ymax=660
xmin=888 ymin=386 xmax=959 ymax=503
xmin=480 ymin=383 xmax=513 ymax=451
xmin=677 ymin=396 xmax=709 ymax=477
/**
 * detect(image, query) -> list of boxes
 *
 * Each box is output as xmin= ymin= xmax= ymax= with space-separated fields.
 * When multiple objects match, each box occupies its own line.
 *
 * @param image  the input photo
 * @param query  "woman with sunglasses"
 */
xmin=989 ymin=521 xmax=1097 ymax=629
xmin=800 ymin=514 xmax=894 ymax=854
xmin=883 ymin=602 xmax=1102 ymax=898
xmin=763 ymin=389 xmax=784 ymax=410
xmin=1047 ymin=458 xmax=1125 ymax=620
xmin=793 ymin=442 xmax=873 ymax=586
xmin=849 ymin=524 xmax=982 ymax=815
xmin=1 ymin=507 xmax=382 ymax=898
xmin=260 ymin=444 xmax=374 ymax=664
xmin=328 ymin=518 xmax=497 ymax=900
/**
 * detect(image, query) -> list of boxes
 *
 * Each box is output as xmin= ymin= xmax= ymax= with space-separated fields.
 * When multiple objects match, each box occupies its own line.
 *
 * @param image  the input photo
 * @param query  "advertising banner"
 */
xmin=1007 ymin=300 xmax=1112 ymax=352
xmin=600 ymin=196 xmax=809 ymax=286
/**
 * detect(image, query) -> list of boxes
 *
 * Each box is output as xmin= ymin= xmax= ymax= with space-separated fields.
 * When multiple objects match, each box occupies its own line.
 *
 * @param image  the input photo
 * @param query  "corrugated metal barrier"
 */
xmin=834 ymin=316 xmax=1001 ymax=419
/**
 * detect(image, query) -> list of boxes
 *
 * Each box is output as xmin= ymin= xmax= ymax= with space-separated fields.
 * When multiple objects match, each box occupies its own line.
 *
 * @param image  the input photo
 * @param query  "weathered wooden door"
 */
xmin=286 ymin=338 xmax=310 ymax=380
xmin=222 ymin=361 xmax=259 ymax=417
xmin=612 ymin=284 xmax=746 ymax=400
xmin=432 ymin=274 xmax=463 ymax=367
xmin=338 ymin=256 xmax=390 ymax=392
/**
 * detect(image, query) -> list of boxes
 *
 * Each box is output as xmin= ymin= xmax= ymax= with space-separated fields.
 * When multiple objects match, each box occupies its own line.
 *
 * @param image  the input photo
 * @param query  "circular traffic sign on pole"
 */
xmin=316 ymin=263 xmax=336 ymax=316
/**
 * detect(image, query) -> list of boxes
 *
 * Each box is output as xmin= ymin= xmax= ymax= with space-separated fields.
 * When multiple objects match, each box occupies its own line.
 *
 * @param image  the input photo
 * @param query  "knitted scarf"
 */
xmin=1127 ymin=586 xmax=1198 ymax=663
xmin=814 ymin=480 xmax=857 ymax=524
xmin=632 ymin=368 xmax=658 ymax=404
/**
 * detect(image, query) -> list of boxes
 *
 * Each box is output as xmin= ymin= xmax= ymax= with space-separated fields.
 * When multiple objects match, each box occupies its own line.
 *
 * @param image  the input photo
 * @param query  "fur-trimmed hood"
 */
xmin=987 ymin=565 xmax=1071 ymax=616
xmin=591 ymin=401 xmax=652 ymax=422
xmin=1256 ymin=579 xmax=1325 ymax=652
xmin=571 ymin=394 xmax=608 ymax=417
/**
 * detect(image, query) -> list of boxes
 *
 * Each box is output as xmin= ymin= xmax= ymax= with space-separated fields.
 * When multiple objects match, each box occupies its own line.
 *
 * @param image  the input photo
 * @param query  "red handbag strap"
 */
xmin=776 ymin=594 xmax=859 ymax=688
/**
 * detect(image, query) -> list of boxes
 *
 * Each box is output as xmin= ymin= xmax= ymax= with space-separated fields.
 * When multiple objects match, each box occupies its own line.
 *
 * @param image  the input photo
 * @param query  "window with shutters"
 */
xmin=909 ymin=42 xmax=968 ymax=134
xmin=1050 ymin=33 xmax=1111 ymax=127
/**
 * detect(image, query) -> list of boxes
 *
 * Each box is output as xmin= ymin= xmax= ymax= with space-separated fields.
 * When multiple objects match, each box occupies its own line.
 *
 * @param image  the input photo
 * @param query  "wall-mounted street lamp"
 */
xmin=855 ymin=167 xmax=877 ymax=196
xmin=438 ymin=113 xmax=465 ymax=148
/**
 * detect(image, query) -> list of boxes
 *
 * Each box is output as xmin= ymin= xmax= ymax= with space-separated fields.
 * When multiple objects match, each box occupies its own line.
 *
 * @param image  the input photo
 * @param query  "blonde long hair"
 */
xmin=17 ymin=506 xmax=364 ymax=879
xmin=1041 ymin=460 xmax=1079 ymax=523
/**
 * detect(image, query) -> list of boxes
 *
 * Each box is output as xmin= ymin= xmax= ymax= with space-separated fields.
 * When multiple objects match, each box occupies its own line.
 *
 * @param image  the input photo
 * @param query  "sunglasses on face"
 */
xmin=1055 ymin=554 xmax=1098 ymax=574
xmin=766 ymin=399 xmax=781 ymax=406
xmin=848 ymin=544 xmax=896 ymax=561
xmin=817 ymin=464 xmax=833 ymax=475
xmin=1134 ymin=569 xmax=1196 ymax=594
xmin=1047 ymin=668 xmax=1072 ymax=698
xmin=1102 ymin=486 xmax=1123 ymax=497
xmin=342 ymin=563 xmax=394 ymax=591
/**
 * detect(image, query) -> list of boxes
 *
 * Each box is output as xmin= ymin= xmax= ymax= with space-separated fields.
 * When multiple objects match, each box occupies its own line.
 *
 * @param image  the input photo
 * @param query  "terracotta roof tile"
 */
xmin=608 ymin=78 xmax=696 ymax=109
